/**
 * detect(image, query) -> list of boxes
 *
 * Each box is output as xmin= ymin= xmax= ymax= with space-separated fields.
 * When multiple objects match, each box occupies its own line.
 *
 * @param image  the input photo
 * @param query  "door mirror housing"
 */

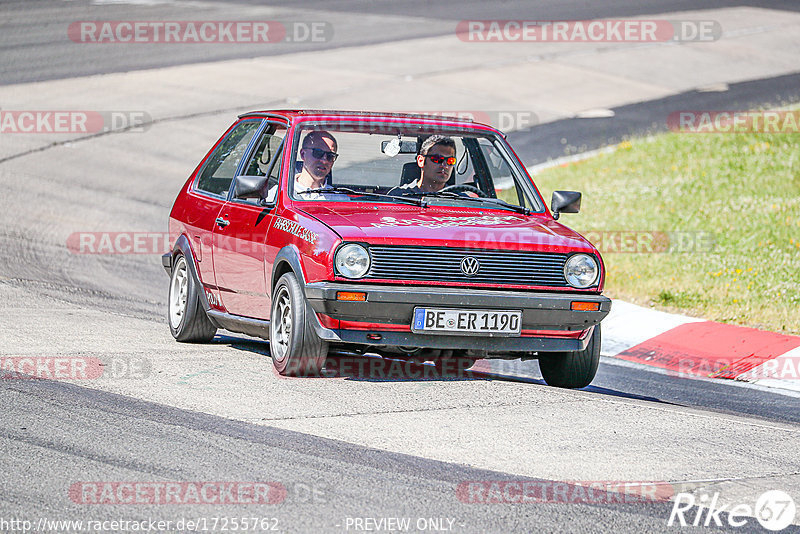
xmin=233 ymin=175 xmax=269 ymax=200
xmin=551 ymin=190 xmax=581 ymax=220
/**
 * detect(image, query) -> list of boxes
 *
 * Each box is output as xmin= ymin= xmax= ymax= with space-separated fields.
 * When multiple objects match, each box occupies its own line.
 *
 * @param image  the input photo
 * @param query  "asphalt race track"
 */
xmin=4 ymin=0 xmax=799 ymax=85
xmin=1 ymin=1 xmax=800 ymax=532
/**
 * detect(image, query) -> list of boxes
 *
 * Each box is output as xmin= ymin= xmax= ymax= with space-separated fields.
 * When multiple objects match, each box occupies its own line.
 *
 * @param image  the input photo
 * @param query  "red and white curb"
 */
xmin=483 ymin=160 xmax=800 ymax=391
xmin=516 ymin=160 xmax=799 ymax=393
xmin=474 ymin=300 xmax=800 ymax=394
xmin=602 ymin=301 xmax=800 ymax=393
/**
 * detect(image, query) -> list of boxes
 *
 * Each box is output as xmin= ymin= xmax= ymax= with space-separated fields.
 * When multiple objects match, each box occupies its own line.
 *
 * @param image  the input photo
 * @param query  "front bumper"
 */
xmin=304 ymin=282 xmax=611 ymax=353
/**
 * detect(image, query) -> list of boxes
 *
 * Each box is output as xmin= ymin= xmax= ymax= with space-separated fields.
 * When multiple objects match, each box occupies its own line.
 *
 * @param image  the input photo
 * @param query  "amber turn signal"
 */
xmin=337 ymin=291 xmax=366 ymax=301
xmin=571 ymin=301 xmax=600 ymax=311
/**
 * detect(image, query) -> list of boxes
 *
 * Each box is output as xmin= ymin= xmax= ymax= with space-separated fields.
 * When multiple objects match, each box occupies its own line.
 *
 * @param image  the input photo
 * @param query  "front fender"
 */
xmin=270 ymin=245 xmax=307 ymax=295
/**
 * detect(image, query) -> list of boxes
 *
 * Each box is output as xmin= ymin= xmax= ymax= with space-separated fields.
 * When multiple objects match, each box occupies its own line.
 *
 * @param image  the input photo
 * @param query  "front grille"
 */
xmin=366 ymin=246 xmax=568 ymax=287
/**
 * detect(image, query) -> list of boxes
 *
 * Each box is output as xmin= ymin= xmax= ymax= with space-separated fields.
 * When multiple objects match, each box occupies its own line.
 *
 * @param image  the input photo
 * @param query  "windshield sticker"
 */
xmin=273 ymin=217 xmax=319 ymax=244
xmin=371 ymin=215 xmax=522 ymax=229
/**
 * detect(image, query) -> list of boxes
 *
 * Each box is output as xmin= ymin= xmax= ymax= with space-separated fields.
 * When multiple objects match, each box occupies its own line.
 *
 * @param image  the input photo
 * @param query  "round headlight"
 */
xmin=564 ymin=254 xmax=599 ymax=288
xmin=335 ymin=244 xmax=370 ymax=279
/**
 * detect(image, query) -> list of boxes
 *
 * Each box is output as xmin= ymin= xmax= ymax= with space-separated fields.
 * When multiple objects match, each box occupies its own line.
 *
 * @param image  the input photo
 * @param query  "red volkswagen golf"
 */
xmin=163 ymin=110 xmax=610 ymax=388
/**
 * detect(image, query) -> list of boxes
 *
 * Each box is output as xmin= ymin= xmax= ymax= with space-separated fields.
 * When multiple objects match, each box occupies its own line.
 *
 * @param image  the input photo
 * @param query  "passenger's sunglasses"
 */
xmin=308 ymin=148 xmax=339 ymax=162
xmin=424 ymin=154 xmax=457 ymax=166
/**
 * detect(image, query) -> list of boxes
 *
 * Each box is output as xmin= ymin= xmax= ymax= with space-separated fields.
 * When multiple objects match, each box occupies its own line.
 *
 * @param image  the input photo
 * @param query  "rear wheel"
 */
xmin=168 ymin=254 xmax=217 ymax=342
xmin=538 ymin=324 xmax=601 ymax=388
xmin=270 ymin=272 xmax=328 ymax=376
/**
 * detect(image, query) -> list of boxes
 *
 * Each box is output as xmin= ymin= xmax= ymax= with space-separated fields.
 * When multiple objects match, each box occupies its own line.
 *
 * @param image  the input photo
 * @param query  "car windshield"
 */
xmin=288 ymin=124 xmax=545 ymax=212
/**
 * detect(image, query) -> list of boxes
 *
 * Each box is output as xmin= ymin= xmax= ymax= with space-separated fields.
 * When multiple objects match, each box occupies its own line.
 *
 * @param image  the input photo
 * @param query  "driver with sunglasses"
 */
xmin=388 ymin=135 xmax=459 ymax=196
xmin=293 ymin=130 xmax=341 ymax=199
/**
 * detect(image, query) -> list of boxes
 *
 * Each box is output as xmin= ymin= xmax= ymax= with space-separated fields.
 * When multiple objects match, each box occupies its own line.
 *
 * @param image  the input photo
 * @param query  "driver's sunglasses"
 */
xmin=424 ymin=154 xmax=457 ymax=166
xmin=309 ymin=148 xmax=339 ymax=162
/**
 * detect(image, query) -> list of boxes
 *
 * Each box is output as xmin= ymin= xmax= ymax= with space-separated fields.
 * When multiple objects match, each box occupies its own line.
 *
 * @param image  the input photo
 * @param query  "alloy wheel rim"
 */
xmin=169 ymin=258 xmax=188 ymax=329
xmin=271 ymin=286 xmax=292 ymax=363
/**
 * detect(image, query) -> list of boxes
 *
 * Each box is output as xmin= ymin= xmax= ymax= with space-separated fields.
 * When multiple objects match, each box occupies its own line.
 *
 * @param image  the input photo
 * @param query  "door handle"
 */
xmin=215 ymin=217 xmax=230 ymax=228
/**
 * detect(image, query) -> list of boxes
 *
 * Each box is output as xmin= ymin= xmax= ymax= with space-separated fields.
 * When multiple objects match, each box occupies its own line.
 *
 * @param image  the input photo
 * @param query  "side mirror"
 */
xmin=551 ymin=190 xmax=581 ymax=220
xmin=233 ymin=175 xmax=269 ymax=200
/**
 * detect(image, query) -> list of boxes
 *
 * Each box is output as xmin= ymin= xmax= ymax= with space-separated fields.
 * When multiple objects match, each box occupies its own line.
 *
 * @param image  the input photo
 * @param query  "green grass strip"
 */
xmin=527 ymin=129 xmax=799 ymax=334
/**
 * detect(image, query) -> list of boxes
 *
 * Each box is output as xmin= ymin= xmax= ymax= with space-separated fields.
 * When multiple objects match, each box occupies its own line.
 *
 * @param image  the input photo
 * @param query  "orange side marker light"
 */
xmin=337 ymin=292 xmax=366 ymax=301
xmin=571 ymin=301 xmax=600 ymax=311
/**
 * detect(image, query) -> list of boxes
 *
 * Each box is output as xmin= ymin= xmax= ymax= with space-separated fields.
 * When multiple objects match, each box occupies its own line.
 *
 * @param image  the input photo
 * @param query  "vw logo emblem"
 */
xmin=460 ymin=256 xmax=480 ymax=276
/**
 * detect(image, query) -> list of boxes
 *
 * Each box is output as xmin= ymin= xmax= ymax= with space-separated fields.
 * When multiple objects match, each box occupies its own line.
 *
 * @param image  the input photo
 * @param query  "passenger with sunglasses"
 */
xmin=389 ymin=135 xmax=459 ymax=196
xmin=293 ymin=130 xmax=341 ymax=199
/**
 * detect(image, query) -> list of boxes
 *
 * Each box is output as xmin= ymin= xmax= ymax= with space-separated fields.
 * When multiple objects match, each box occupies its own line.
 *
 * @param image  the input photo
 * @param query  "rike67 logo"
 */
xmin=668 ymin=490 xmax=796 ymax=531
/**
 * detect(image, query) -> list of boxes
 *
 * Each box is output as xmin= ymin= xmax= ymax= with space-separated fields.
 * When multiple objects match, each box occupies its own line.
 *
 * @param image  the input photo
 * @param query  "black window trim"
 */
xmin=229 ymin=139 xmax=287 ymax=208
xmin=224 ymin=119 xmax=288 ymax=206
xmin=191 ymin=118 xmax=264 ymax=200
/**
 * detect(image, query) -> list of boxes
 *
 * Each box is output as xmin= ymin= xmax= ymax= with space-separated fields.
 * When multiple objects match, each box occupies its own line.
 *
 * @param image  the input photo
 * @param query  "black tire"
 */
xmin=538 ymin=324 xmax=601 ymax=388
xmin=270 ymin=272 xmax=328 ymax=376
xmin=168 ymin=254 xmax=217 ymax=343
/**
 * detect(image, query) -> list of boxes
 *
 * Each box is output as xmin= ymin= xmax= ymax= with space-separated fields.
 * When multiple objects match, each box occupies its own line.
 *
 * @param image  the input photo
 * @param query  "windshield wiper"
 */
xmin=298 ymin=187 xmax=427 ymax=207
xmin=400 ymin=191 xmax=530 ymax=215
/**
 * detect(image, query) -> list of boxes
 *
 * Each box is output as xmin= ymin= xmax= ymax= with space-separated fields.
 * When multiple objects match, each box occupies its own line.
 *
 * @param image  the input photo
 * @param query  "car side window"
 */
xmin=264 ymin=143 xmax=283 ymax=203
xmin=479 ymin=138 xmax=531 ymax=209
xmin=451 ymin=137 xmax=476 ymax=186
xmin=196 ymin=120 xmax=261 ymax=197
xmin=243 ymin=124 xmax=286 ymax=204
xmin=244 ymin=124 xmax=286 ymax=177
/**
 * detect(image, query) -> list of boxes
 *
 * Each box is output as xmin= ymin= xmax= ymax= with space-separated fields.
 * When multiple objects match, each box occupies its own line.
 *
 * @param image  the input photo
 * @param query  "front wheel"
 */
xmin=270 ymin=272 xmax=328 ymax=376
xmin=538 ymin=324 xmax=601 ymax=388
xmin=168 ymin=254 xmax=217 ymax=342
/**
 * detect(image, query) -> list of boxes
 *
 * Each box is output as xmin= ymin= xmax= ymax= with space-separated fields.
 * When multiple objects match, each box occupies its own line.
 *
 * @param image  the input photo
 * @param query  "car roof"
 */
xmin=237 ymin=109 xmax=501 ymax=134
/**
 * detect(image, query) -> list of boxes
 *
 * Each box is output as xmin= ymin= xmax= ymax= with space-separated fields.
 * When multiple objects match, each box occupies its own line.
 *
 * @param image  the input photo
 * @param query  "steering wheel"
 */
xmin=438 ymin=184 xmax=488 ymax=197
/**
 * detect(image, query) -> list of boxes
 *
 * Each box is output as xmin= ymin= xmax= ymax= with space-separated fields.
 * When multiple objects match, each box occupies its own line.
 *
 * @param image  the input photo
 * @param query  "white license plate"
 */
xmin=411 ymin=308 xmax=522 ymax=336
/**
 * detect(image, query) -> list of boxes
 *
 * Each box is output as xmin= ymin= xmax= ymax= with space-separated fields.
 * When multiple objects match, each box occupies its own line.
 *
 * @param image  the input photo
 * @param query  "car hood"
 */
xmin=298 ymin=204 xmax=596 ymax=254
